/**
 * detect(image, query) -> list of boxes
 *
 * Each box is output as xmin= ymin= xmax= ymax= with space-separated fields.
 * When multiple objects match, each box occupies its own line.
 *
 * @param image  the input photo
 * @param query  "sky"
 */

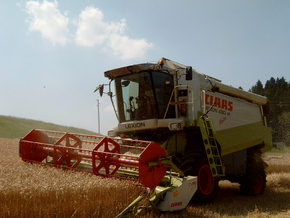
xmin=1 ymin=0 xmax=289 ymax=135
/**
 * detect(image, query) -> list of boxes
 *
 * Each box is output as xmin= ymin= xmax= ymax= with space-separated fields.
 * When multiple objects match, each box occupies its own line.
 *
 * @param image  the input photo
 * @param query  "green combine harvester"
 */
xmin=20 ymin=58 xmax=272 ymax=216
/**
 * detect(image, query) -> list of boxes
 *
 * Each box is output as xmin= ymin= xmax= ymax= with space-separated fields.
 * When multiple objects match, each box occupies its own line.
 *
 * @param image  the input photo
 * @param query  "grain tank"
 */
xmin=97 ymin=57 xmax=272 ymax=202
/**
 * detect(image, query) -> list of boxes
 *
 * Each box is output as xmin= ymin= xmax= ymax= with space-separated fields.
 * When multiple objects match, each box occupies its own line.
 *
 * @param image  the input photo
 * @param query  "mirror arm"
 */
xmin=108 ymin=80 xmax=119 ymax=121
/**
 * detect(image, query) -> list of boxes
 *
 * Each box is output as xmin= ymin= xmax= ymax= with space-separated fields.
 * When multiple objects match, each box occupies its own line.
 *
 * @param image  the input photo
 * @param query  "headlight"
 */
xmin=168 ymin=122 xmax=183 ymax=131
xmin=107 ymin=129 xmax=116 ymax=137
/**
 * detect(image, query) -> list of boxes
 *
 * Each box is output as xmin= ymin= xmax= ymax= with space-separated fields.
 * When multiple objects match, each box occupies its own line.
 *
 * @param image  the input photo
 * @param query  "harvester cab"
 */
xmin=97 ymin=58 xmax=194 ymax=138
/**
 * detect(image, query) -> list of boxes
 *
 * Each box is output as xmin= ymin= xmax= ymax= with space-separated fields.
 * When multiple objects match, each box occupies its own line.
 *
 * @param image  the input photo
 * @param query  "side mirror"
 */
xmin=94 ymin=84 xmax=104 ymax=97
xmin=186 ymin=66 xmax=192 ymax=80
xmin=99 ymin=84 xmax=104 ymax=97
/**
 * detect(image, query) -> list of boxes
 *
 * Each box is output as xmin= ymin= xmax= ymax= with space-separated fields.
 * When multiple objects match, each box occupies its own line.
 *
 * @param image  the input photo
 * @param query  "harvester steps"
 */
xmin=198 ymin=116 xmax=225 ymax=177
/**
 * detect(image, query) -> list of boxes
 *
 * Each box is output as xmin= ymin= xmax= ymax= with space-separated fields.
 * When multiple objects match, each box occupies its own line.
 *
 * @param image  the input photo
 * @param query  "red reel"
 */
xmin=53 ymin=133 xmax=82 ymax=168
xmin=92 ymin=137 xmax=121 ymax=176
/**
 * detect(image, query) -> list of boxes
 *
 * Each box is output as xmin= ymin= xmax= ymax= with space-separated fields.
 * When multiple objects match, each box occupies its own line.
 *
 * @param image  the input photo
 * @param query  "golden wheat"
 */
xmin=0 ymin=139 xmax=143 ymax=217
xmin=1 ymin=138 xmax=290 ymax=217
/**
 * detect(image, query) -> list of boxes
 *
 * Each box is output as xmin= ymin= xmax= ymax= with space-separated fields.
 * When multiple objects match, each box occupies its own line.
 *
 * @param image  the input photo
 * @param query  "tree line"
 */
xmin=250 ymin=77 xmax=290 ymax=146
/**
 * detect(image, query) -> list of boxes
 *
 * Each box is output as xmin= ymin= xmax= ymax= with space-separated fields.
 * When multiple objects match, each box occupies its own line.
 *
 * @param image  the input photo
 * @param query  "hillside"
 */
xmin=0 ymin=115 xmax=100 ymax=139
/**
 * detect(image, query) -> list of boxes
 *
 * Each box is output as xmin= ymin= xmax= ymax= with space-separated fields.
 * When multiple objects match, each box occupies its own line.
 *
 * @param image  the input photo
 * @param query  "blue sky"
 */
xmin=1 ymin=0 xmax=289 ymax=135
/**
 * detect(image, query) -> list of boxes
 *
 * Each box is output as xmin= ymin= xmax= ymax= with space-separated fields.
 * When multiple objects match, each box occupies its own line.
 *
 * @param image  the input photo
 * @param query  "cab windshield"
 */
xmin=115 ymin=71 xmax=175 ymax=122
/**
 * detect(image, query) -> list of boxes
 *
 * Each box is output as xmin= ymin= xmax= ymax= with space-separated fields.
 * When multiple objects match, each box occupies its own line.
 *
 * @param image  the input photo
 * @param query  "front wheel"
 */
xmin=194 ymin=163 xmax=218 ymax=202
xmin=177 ymin=154 xmax=218 ymax=203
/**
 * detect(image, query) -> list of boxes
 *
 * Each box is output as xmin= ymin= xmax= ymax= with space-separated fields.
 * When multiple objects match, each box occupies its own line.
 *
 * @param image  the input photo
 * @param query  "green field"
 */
xmin=0 ymin=115 xmax=99 ymax=139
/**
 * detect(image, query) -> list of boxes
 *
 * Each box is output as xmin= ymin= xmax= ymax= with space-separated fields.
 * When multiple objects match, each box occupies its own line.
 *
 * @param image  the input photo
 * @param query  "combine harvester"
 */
xmin=20 ymin=58 xmax=272 ymax=216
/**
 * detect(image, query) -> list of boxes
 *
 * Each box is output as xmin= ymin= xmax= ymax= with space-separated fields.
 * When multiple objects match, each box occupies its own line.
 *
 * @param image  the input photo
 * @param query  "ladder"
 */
xmin=198 ymin=114 xmax=225 ymax=177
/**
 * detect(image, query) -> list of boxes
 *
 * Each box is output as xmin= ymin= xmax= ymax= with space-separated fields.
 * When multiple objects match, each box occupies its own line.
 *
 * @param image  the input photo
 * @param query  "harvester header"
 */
xmin=20 ymin=129 xmax=171 ymax=189
xmin=20 ymin=129 xmax=198 ymax=215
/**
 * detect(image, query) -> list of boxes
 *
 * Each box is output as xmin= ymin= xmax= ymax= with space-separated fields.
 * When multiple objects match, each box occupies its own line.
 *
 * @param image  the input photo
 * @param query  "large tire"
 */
xmin=240 ymin=166 xmax=266 ymax=195
xmin=240 ymin=147 xmax=267 ymax=196
xmin=192 ymin=161 xmax=218 ymax=202
xmin=177 ymin=154 xmax=218 ymax=203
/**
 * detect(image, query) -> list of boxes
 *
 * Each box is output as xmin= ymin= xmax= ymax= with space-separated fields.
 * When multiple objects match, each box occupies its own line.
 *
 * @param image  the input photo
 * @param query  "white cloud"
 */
xmin=26 ymin=0 xmax=70 ymax=46
xmin=75 ymin=7 xmax=109 ymax=47
xmin=75 ymin=6 xmax=153 ymax=60
xmin=24 ymin=1 xmax=153 ymax=60
xmin=107 ymin=34 xmax=153 ymax=60
xmin=75 ymin=7 xmax=127 ymax=47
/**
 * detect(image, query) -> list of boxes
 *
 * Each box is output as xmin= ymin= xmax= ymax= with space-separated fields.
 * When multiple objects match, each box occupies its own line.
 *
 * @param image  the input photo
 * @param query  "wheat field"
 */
xmin=1 ymin=138 xmax=290 ymax=217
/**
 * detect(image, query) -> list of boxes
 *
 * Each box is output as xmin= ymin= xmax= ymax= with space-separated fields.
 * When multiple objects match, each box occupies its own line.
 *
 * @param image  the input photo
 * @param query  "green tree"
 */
xmin=250 ymin=77 xmax=290 ymax=145
xmin=250 ymin=80 xmax=263 ymax=95
xmin=278 ymin=112 xmax=290 ymax=145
